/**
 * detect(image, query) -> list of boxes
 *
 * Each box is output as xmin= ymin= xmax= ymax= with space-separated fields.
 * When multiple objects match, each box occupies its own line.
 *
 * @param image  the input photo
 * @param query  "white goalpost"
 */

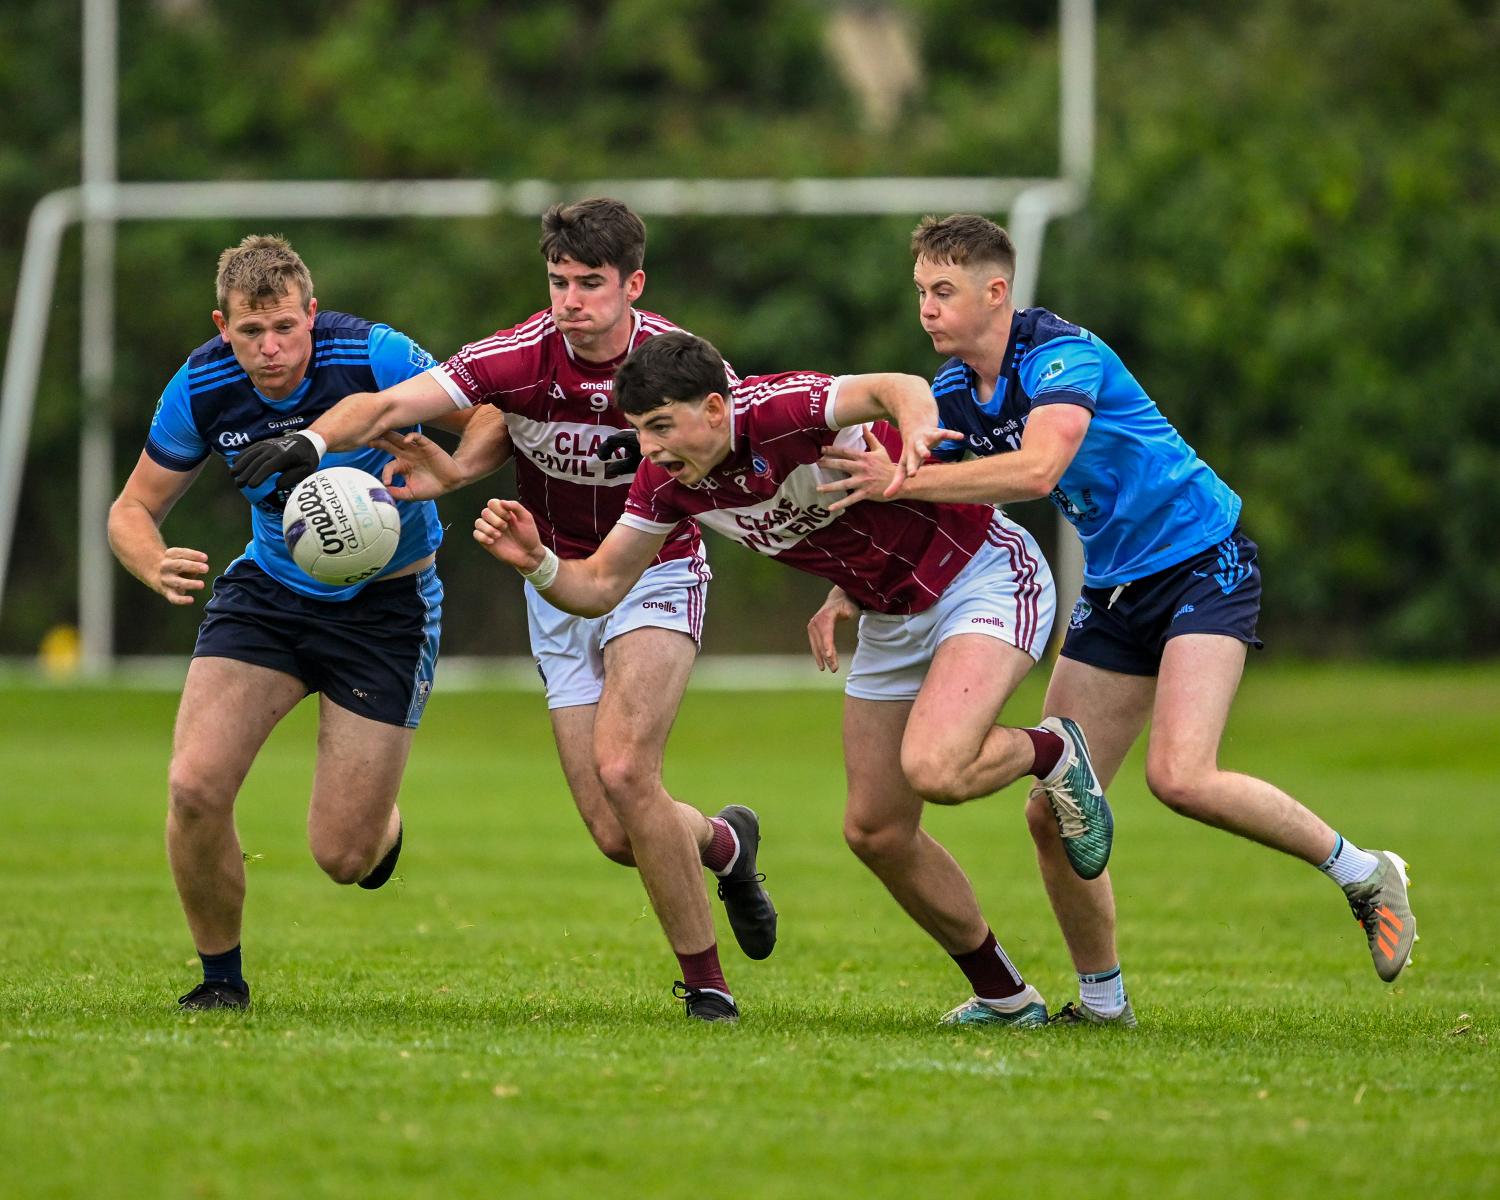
xmin=0 ymin=0 xmax=1094 ymax=674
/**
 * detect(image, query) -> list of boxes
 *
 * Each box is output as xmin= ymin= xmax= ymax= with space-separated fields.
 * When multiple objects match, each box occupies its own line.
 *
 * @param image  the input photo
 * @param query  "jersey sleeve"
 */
xmin=144 ymin=363 xmax=209 ymax=471
xmin=737 ymin=372 xmax=839 ymax=443
xmin=367 ymin=324 xmax=437 ymax=390
xmin=1019 ymin=335 xmax=1102 ymax=413
xmin=428 ymin=324 xmax=545 ymax=411
xmin=819 ymin=375 xmax=852 ymax=430
xmin=929 ymin=365 xmax=969 ymax=461
xmin=618 ymin=462 xmax=688 ymax=534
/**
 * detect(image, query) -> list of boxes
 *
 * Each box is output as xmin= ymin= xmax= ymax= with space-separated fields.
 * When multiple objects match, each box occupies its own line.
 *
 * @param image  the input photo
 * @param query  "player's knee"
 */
xmin=595 ymin=751 xmax=656 ymax=809
xmin=901 ymin=748 xmax=966 ymax=806
xmin=1025 ymin=790 xmax=1059 ymax=844
xmin=843 ymin=817 xmax=909 ymax=866
xmin=311 ymin=843 xmax=371 ymax=886
xmin=588 ymin=824 xmax=636 ymax=867
xmin=167 ymin=761 xmax=234 ymax=825
xmin=1145 ymin=756 xmax=1208 ymax=816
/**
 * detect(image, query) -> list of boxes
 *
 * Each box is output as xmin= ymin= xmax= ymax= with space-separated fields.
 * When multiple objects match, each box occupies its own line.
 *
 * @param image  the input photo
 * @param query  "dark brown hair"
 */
xmin=539 ymin=197 xmax=647 ymax=277
xmin=614 ymin=332 xmax=730 ymax=416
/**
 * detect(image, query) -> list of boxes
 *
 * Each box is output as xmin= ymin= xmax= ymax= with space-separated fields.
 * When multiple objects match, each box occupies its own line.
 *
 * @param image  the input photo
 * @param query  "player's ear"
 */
xmin=212 ymin=310 xmax=228 ymax=339
xmin=305 ymin=296 xmax=318 ymax=324
xmin=623 ymin=269 xmax=645 ymax=304
xmin=703 ymin=392 xmax=728 ymax=425
xmin=986 ymin=273 xmax=1010 ymax=309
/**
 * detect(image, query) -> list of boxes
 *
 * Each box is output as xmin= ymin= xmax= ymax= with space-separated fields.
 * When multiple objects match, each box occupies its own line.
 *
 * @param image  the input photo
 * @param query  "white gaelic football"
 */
xmin=283 ymin=466 xmax=401 ymax=586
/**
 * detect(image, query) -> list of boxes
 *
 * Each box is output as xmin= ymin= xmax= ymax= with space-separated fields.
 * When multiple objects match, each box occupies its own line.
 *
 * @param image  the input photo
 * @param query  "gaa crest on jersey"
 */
xmin=751 ymin=454 xmax=770 ymax=477
xmin=1069 ymin=598 xmax=1092 ymax=630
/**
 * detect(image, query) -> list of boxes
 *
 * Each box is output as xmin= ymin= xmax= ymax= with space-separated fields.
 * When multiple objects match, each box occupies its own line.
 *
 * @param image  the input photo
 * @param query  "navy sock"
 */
xmin=199 ymin=944 xmax=244 ymax=988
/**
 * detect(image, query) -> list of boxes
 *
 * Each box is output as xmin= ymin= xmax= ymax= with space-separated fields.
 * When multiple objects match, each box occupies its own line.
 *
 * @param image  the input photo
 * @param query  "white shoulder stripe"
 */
xmin=426 ymin=365 xmax=472 ymax=409
xmin=619 ymin=512 xmax=676 ymax=535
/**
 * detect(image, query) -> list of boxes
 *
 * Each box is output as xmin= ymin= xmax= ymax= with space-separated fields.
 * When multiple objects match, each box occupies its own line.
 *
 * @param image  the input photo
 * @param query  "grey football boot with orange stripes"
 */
xmin=1342 ymin=851 xmax=1417 ymax=982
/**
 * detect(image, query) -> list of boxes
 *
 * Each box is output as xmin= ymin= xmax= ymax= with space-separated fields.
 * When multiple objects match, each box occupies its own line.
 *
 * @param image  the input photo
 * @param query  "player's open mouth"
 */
xmin=661 ymin=460 xmax=686 ymax=475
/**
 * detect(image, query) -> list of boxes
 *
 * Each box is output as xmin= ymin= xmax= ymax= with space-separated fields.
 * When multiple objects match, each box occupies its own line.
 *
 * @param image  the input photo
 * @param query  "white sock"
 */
xmin=1079 ymin=966 xmax=1127 ymax=1016
xmin=1318 ymin=834 xmax=1379 ymax=886
xmin=978 ymin=984 xmax=1040 ymax=1011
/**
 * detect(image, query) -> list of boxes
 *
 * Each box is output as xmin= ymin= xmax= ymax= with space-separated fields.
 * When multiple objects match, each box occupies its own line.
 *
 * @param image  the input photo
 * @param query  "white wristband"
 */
xmin=522 ymin=547 xmax=560 ymax=591
xmin=299 ymin=430 xmax=328 ymax=460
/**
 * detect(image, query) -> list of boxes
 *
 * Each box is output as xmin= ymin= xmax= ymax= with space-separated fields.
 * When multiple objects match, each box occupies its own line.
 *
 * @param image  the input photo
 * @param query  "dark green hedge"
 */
xmin=2 ymin=0 xmax=1494 ymax=656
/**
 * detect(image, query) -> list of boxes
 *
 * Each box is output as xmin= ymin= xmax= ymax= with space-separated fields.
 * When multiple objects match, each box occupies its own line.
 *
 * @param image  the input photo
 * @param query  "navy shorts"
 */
xmin=194 ymin=559 xmax=443 ymax=728
xmin=1060 ymin=530 xmax=1265 ymax=677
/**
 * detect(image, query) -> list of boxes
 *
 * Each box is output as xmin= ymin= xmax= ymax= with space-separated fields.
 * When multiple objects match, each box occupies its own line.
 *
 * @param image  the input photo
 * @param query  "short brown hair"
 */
xmin=911 ymin=214 xmax=1016 ymax=280
xmin=539 ymin=197 xmax=647 ymax=277
xmin=614 ymin=332 xmax=730 ymax=416
xmin=216 ymin=234 xmax=313 ymax=313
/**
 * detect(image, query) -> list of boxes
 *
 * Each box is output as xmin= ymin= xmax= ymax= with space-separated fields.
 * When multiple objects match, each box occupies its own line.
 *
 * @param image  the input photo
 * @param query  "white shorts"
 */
xmin=527 ymin=555 xmax=710 ymax=709
xmin=844 ymin=513 xmax=1055 ymax=703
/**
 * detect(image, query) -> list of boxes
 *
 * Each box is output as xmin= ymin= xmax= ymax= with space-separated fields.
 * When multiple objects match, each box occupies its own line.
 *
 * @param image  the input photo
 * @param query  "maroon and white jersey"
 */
xmin=429 ymin=308 xmax=702 ymax=564
xmin=619 ymin=372 xmax=997 ymax=615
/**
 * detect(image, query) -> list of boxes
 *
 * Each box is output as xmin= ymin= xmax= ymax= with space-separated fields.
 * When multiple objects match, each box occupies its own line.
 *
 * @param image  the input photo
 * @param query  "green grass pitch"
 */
xmin=1 ymin=663 xmax=1495 ymax=1198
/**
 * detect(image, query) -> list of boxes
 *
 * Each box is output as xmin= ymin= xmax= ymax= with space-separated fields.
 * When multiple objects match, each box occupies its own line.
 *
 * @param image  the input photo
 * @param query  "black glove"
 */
xmin=595 ymin=428 xmax=643 ymax=479
xmin=229 ymin=433 xmax=322 ymax=491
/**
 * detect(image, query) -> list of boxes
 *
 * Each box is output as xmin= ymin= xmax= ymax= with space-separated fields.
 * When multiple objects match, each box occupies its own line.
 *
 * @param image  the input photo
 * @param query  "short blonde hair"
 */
xmin=215 ymin=234 xmax=314 ymax=313
xmin=911 ymin=214 xmax=1016 ymax=282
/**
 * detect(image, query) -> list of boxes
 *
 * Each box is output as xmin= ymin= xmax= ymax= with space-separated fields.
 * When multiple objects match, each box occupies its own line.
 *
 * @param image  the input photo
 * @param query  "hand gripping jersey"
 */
xmin=930 ymin=307 xmax=1242 ymax=588
xmin=145 ymin=311 xmax=443 ymax=600
xmin=619 ymin=372 xmax=998 ymax=615
xmin=429 ymin=309 xmax=711 ymax=570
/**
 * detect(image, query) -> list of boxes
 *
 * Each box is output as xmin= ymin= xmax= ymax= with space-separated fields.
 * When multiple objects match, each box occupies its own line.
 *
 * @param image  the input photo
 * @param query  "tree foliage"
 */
xmin=1 ymin=0 xmax=1494 ymax=656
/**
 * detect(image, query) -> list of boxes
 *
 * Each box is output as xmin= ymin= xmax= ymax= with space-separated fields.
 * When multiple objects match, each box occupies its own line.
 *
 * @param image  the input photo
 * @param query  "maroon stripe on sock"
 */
xmin=1024 ymin=727 xmax=1065 ymax=778
xmin=951 ymin=929 xmax=1024 ymax=999
xmin=676 ymin=944 xmax=729 ymax=995
xmin=702 ymin=816 xmax=736 ymax=873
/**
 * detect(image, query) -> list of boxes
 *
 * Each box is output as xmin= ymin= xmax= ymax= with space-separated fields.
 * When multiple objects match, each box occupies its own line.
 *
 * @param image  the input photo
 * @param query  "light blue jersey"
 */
xmin=931 ymin=308 xmax=1241 ymax=587
xmin=145 ymin=311 xmax=444 ymax=600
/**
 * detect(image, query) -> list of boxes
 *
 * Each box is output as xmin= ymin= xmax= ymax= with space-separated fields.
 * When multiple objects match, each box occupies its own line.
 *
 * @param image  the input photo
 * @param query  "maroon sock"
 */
xmin=950 ymin=929 xmax=1024 ymax=1001
xmin=701 ymin=817 xmax=737 ymax=874
xmin=676 ymin=944 xmax=730 ymax=995
xmin=1024 ymin=727 xmax=1066 ymax=778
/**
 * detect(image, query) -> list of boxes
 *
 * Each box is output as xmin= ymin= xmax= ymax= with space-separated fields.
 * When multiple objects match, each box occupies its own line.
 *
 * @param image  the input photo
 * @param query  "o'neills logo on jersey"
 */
xmin=578 ymin=380 xmax=612 ymax=391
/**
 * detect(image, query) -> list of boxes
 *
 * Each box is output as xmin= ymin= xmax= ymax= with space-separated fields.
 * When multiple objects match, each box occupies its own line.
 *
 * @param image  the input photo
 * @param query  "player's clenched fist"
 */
xmin=472 ymin=498 xmax=542 ymax=569
xmin=155 ymin=547 xmax=210 ymax=605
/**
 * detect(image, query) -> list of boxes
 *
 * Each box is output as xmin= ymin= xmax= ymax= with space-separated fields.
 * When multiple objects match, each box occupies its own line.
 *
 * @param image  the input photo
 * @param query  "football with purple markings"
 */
xmin=282 ymin=466 xmax=401 ymax=585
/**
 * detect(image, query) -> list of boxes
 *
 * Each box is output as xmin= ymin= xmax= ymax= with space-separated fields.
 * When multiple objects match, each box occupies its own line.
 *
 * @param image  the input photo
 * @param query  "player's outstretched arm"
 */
xmin=373 ymin=406 xmax=514 ymax=501
xmin=230 ymin=373 xmax=460 ymax=490
xmin=820 ymin=400 xmax=1092 ymax=508
xmin=107 ymin=453 xmax=211 ymax=605
xmin=472 ymin=501 xmax=665 ymax=618
xmin=828 ymin=373 xmax=962 ymax=494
